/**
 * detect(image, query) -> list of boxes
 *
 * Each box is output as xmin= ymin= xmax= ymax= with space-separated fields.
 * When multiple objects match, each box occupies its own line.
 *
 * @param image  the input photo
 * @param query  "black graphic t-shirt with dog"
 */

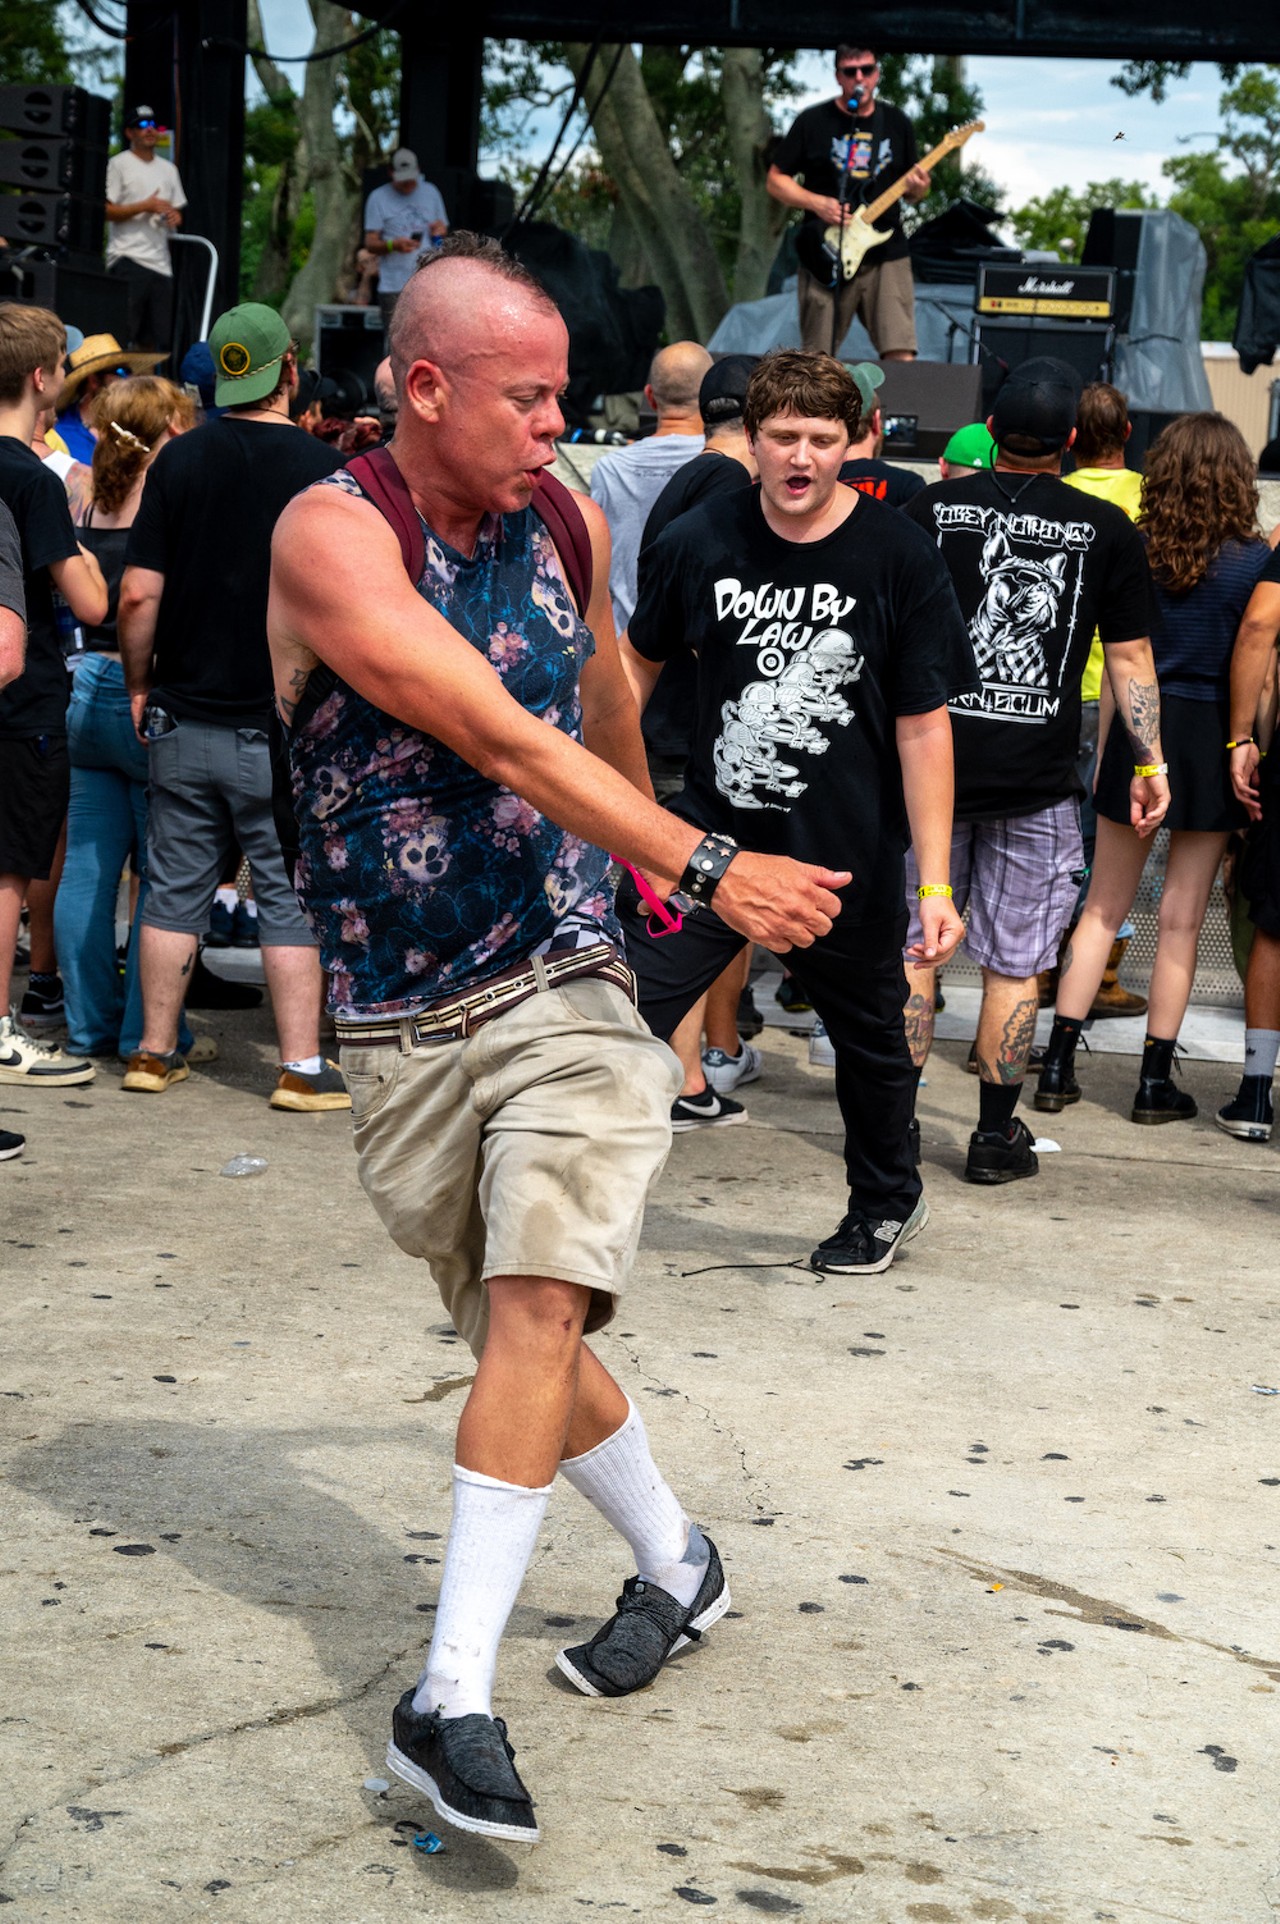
xmin=628 ymin=485 xmax=975 ymax=922
xmin=904 ymin=470 xmax=1154 ymax=821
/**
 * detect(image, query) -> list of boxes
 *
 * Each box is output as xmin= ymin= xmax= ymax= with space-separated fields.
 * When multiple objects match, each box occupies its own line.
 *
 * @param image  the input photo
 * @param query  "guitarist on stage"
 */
xmin=768 ymin=46 xmax=929 ymax=359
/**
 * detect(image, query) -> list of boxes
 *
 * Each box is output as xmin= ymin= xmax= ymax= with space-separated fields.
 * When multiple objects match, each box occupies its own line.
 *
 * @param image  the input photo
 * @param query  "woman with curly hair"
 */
xmin=54 ymin=376 xmax=200 ymax=1059
xmin=1037 ymin=412 xmax=1270 ymax=1124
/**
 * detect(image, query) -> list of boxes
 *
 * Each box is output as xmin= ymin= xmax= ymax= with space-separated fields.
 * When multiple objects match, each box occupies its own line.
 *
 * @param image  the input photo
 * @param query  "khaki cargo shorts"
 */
xmin=797 ymin=251 xmax=918 ymax=358
xmin=340 ymin=979 xmax=682 ymax=1357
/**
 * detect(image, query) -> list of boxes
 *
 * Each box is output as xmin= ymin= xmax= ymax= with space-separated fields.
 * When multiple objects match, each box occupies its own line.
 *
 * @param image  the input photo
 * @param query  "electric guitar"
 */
xmin=795 ymin=119 xmax=984 ymax=289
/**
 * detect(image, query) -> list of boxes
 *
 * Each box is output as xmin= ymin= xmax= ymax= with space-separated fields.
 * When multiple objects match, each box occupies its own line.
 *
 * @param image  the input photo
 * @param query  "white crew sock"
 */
xmin=560 ymin=1398 xmax=708 ymax=1608
xmin=413 ymin=1464 xmax=552 ymax=1720
xmin=1244 ymin=1028 xmax=1280 ymax=1083
xmin=282 ymin=1054 xmax=323 ymax=1076
xmin=214 ymin=885 xmax=238 ymax=911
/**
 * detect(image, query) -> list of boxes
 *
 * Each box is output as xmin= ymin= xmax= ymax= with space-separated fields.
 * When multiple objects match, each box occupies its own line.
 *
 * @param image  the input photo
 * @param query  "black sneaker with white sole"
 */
xmin=556 ymin=1535 xmax=729 ymax=1698
xmin=386 ymin=1695 xmax=539 ymax=1842
xmin=0 ymin=1128 xmax=24 ymax=1161
xmin=671 ymin=1088 xmax=746 ymax=1131
xmin=1215 ymin=1075 xmax=1274 ymax=1142
xmin=809 ymin=1195 xmax=929 ymax=1274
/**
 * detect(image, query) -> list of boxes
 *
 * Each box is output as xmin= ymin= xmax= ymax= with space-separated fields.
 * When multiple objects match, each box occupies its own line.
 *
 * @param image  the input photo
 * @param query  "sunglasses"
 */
xmin=132 ymin=119 xmax=158 ymax=130
xmin=838 ymin=61 xmax=877 ymax=77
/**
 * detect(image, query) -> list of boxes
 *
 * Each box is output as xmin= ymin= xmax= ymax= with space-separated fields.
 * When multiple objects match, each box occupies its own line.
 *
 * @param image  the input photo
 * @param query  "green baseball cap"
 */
xmin=209 ymin=302 xmax=293 ymax=409
xmin=942 ymin=421 xmax=995 ymax=469
xmin=844 ymin=360 xmax=885 ymax=416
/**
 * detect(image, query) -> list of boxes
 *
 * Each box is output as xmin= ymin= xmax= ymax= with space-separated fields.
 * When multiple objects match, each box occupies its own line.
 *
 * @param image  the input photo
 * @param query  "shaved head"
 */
xmin=388 ymin=238 xmax=561 ymax=399
xmin=647 ymin=340 xmax=713 ymax=417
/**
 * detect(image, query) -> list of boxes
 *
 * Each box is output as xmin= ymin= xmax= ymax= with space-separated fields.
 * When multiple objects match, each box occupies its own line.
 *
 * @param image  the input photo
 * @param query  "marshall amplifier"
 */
xmin=977 ymin=264 xmax=1116 ymax=320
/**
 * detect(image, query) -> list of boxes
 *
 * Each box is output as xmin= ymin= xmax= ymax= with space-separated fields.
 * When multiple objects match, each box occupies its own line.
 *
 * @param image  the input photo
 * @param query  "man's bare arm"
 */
xmin=1228 ymin=579 xmax=1280 ymax=818
xmin=118 ymin=564 xmax=164 ymax=735
xmin=0 ymin=606 xmax=25 ymax=691
xmin=268 ymin=487 xmax=850 ymax=951
xmin=896 ymin=706 xmax=964 ymax=965
xmin=1103 ymin=636 xmax=1170 ymax=837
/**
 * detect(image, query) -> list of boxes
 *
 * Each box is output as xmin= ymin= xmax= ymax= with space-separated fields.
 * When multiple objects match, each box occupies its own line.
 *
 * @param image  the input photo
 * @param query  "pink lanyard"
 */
xmin=612 ymin=858 xmax=684 ymax=937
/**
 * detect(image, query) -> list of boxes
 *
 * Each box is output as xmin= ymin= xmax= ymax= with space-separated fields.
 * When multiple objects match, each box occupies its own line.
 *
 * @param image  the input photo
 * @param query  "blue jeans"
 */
xmin=55 ymin=655 xmax=192 ymax=1057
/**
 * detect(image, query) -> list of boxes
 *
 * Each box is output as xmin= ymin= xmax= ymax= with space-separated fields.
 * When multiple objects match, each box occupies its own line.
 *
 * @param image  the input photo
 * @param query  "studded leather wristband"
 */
xmin=679 ymin=831 xmax=739 ymax=905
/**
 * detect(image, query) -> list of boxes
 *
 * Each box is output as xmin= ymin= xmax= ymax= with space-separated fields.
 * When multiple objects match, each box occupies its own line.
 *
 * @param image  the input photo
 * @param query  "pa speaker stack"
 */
xmin=0 ymin=84 xmax=126 ymax=335
xmin=971 ymin=264 xmax=1116 ymax=415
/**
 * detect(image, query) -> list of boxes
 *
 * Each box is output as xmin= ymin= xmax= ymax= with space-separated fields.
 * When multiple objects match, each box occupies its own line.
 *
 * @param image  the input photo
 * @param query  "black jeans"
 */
xmin=107 ymin=258 xmax=173 ymax=355
xmin=619 ymin=882 xmax=921 ymax=1221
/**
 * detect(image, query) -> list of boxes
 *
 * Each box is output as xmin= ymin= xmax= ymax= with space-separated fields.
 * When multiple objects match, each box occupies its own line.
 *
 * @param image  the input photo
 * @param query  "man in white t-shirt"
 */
xmin=363 ymin=149 xmax=449 ymax=335
xmin=105 ymin=105 xmax=187 ymax=358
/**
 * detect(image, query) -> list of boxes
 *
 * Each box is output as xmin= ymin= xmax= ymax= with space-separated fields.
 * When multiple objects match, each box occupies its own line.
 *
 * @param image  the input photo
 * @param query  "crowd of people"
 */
xmin=2 ymin=229 xmax=1278 ymax=1843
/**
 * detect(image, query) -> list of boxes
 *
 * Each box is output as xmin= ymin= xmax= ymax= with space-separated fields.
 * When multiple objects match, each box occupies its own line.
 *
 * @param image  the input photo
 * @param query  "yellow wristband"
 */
xmin=917 ymin=884 xmax=953 ymax=900
xmin=1226 ymin=737 xmax=1255 ymax=751
xmin=1133 ymin=762 xmax=1167 ymax=778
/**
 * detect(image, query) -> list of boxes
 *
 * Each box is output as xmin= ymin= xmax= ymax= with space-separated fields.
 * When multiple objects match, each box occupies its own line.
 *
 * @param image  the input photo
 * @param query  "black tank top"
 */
xmin=75 ymin=502 xmax=131 ymax=652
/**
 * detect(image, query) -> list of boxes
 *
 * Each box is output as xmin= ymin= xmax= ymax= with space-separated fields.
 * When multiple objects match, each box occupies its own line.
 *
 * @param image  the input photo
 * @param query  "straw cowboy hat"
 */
xmin=60 ymin=334 xmax=164 ymax=406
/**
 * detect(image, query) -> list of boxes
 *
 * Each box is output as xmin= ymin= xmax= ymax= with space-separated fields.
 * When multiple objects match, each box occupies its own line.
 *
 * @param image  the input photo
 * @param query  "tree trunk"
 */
xmin=721 ymin=47 xmax=785 ymax=305
xmin=246 ymin=0 xmax=304 ymax=305
xmin=281 ymin=0 xmax=360 ymax=351
xmin=564 ymin=40 xmax=729 ymax=342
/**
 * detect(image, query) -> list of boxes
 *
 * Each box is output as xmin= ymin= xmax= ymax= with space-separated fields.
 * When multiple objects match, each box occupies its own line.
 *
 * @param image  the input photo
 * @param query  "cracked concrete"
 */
xmin=0 ymin=1000 xmax=1276 ymax=1922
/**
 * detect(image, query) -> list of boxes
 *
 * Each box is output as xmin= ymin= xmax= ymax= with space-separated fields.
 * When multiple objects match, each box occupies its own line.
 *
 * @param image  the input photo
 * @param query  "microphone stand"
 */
xmin=830 ymin=92 xmax=860 ymax=359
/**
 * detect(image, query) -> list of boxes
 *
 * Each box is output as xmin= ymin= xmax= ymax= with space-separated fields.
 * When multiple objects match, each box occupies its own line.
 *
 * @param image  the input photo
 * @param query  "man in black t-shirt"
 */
xmin=902 ymin=357 xmax=1169 ymax=1183
xmin=0 ymin=304 xmax=109 ymax=1094
xmin=620 ymin=350 xmax=973 ymax=1275
xmin=768 ymin=47 xmax=929 ymax=358
xmin=118 ymin=300 xmax=346 ymax=1112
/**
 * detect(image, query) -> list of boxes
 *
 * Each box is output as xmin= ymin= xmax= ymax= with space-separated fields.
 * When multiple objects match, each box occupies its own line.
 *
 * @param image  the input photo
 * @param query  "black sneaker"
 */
xmin=1131 ymin=1076 xmax=1196 ymax=1125
xmin=810 ymin=1195 xmax=929 ymax=1274
xmin=774 ymin=974 xmax=812 ymax=1015
xmin=965 ymin=1117 xmax=1039 ymax=1185
xmin=206 ymin=901 xmax=235 ymax=948
xmin=186 ymin=953 xmax=264 ymax=1010
xmin=556 ymin=1535 xmax=729 ymax=1698
xmin=18 ymin=977 xmax=64 ymax=1032
xmin=0 ymin=1128 xmax=24 ymax=1162
xmin=386 ymin=1695 xmax=539 ymax=1842
xmin=671 ymin=1088 xmax=746 ymax=1131
xmin=736 ymin=985 xmax=764 ymax=1039
xmin=1215 ymin=1076 xmax=1274 ymax=1143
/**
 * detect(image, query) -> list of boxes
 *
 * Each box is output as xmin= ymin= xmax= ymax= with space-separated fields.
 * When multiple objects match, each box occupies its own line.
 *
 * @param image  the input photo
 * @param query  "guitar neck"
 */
xmin=861 ymin=135 xmax=958 ymax=224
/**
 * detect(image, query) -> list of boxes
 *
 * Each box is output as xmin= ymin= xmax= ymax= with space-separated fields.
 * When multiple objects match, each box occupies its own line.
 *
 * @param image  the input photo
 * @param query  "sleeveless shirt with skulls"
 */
xmin=289 ymin=469 xmax=619 ymax=1017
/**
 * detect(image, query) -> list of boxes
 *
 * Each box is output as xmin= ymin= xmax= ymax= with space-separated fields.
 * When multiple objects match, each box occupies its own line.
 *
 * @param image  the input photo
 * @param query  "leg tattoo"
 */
xmin=996 ymin=995 xmax=1039 ymax=1084
xmin=903 ymin=991 xmax=935 ymax=1070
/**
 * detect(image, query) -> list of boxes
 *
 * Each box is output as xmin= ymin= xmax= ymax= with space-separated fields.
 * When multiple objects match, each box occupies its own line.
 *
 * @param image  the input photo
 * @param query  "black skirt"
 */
xmin=1095 ymin=690 xmax=1245 ymax=834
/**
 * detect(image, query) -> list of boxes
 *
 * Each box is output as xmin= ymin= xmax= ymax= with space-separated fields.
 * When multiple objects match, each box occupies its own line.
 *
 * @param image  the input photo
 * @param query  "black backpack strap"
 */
xmin=531 ymin=470 xmax=594 ymax=616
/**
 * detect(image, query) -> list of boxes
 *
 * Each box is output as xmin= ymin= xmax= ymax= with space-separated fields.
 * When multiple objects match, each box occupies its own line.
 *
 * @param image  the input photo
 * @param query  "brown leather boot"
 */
xmin=1089 ymin=937 xmax=1148 ymax=1019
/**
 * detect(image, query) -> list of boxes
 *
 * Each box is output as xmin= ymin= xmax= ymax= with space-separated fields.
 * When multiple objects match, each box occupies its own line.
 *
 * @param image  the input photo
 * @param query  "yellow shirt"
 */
xmin=1064 ymin=465 xmax=1144 ymax=701
xmin=43 ymin=427 xmax=70 ymax=456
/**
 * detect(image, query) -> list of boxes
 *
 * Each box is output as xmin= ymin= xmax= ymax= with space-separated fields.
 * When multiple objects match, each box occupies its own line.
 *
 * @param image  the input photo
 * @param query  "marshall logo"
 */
xmin=977 ymin=263 xmax=1115 ymax=319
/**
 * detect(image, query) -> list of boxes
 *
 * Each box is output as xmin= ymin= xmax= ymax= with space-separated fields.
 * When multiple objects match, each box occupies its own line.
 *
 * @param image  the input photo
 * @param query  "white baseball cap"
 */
xmin=390 ymin=149 xmax=419 ymax=182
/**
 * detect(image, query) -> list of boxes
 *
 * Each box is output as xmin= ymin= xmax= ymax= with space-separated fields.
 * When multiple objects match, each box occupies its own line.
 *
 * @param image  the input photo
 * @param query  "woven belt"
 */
xmin=335 ymin=943 xmax=635 ymax=1050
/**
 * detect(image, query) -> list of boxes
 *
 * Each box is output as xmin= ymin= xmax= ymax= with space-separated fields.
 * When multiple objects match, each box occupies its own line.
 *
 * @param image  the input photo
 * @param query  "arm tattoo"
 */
xmin=995 ymin=994 xmax=1039 ymax=1084
xmin=276 ymin=665 xmax=310 ymax=727
xmin=1121 ymin=677 xmax=1161 ymax=763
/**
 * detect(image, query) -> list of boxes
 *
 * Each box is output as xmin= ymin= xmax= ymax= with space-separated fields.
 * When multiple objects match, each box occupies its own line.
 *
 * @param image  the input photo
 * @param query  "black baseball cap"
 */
xmin=990 ymin=357 xmax=1083 ymax=455
xmin=124 ymin=103 xmax=168 ymax=131
xmin=700 ymin=354 xmax=759 ymax=426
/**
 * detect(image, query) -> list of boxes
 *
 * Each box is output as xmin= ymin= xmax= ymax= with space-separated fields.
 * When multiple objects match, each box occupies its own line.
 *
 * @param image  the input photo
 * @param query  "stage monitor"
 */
xmin=875 ymin=361 xmax=984 ymax=457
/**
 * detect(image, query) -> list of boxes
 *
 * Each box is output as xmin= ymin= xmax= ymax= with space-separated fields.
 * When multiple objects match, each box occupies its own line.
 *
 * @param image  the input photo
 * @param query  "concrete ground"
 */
xmin=2 ymin=984 xmax=1277 ymax=1924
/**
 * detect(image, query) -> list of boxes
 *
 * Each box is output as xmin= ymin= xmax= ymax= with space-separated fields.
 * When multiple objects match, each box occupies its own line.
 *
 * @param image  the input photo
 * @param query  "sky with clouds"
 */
xmin=249 ymin=3 xmax=1229 ymax=216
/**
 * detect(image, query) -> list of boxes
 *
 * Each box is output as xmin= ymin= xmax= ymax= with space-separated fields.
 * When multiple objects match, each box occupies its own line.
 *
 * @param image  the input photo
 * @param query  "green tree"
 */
xmin=1161 ymin=68 xmax=1280 ymax=338
xmin=1007 ymin=178 xmax=1160 ymax=259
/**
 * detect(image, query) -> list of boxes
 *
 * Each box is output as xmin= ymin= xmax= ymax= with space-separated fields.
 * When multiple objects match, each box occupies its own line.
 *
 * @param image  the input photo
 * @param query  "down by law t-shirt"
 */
xmin=904 ymin=469 xmax=1154 ymax=821
xmin=628 ymin=485 xmax=976 ymax=921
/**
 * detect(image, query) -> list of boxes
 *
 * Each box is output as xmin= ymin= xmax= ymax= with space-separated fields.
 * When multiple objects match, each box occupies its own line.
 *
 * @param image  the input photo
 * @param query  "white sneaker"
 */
xmin=808 ymin=1019 xmax=836 ymax=1069
xmin=0 ymin=1015 xmax=95 ymax=1086
xmin=701 ymin=1041 xmax=763 ymax=1094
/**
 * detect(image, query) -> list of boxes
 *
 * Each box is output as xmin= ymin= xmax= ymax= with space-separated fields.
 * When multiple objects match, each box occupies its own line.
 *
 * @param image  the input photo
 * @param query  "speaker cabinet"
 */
xmin=874 ymin=361 xmax=985 ymax=456
xmin=971 ymin=317 xmax=1114 ymax=416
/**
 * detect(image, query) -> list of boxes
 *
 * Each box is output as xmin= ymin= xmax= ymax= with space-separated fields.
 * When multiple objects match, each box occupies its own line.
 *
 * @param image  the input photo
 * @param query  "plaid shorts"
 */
xmin=905 ymin=798 xmax=1084 ymax=978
